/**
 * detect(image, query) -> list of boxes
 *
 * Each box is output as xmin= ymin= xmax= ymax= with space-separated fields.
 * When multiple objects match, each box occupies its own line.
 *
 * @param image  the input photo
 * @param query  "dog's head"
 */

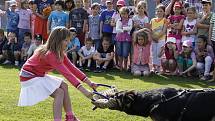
xmin=110 ymin=90 xmax=154 ymax=117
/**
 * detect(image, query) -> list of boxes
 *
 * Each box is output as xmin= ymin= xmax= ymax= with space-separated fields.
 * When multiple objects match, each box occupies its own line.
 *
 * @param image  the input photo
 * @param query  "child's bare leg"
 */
xmin=87 ymin=59 xmax=91 ymax=68
xmin=60 ymin=82 xmax=72 ymax=113
xmin=124 ymin=58 xmax=128 ymax=70
xmin=50 ymin=88 xmax=64 ymax=120
xmin=118 ymin=56 xmax=123 ymax=70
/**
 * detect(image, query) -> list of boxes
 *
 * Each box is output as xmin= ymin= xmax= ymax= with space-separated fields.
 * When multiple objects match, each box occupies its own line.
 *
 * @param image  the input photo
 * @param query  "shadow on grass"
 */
xmin=1 ymin=63 xmax=212 ymax=89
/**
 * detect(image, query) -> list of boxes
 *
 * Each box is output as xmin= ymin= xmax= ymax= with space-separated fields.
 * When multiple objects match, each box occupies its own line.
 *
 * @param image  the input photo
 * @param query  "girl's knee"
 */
xmin=52 ymin=88 xmax=64 ymax=98
xmin=143 ymin=71 xmax=150 ymax=76
xmin=60 ymin=82 xmax=68 ymax=90
xmin=133 ymin=71 xmax=141 ymax=76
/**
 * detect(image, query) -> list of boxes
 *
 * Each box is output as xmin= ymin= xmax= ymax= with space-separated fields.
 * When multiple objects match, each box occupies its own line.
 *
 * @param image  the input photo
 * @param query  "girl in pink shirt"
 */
xmin=18 ymin=27 xmax=97 ymax=121
xmin=131 ymin=28 xmax=151 ymax=76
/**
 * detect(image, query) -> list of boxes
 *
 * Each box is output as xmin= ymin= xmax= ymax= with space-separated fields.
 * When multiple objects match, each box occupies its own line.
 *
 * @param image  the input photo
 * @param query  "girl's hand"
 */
xmin=84 ymin=78 xmax=98 ymax=90
xmin=172 ymin=44 xmax=176 ymax=50
xmin=78 ymin=85 xmax=93 ymax=99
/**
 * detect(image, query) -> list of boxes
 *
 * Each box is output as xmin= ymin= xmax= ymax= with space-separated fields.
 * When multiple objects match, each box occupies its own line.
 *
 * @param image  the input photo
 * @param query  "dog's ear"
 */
xmin=122 ymin=90 xmax=137 ymax=107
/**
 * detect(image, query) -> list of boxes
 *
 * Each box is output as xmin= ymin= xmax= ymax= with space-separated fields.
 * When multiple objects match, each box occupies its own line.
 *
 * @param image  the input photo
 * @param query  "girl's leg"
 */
xmin=50 ymin=88 xmax=64 ymax=120
xmin=133 ymin=70 xmax=141 ymax=76
xmin=161 ymin=59 xmax=168 ymax=74
xmin=168 ymin=59 xmax=177 ymax=75
xmin=59 ymin=82 xmax=79 ymax=121
xmin=123 ymin=57 xmax=128 ymax=71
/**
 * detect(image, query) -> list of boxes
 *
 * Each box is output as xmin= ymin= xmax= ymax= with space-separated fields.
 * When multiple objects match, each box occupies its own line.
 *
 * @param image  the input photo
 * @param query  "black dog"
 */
xmin=93 ymin=88 xmax=215 ymax=121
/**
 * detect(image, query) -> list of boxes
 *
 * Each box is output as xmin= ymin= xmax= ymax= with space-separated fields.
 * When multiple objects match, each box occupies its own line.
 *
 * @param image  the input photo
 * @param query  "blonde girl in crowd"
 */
xmin=150 ymin=4 xmax=167 ymax=73
xmin=115 ymin=7 xmax=133 ymax=71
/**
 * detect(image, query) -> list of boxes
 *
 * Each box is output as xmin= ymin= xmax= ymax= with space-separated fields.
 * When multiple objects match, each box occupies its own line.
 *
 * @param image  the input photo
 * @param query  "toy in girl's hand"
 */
xmin=42 ymin=6 xmax=52 ymax=16
xmin=92 ymin=84 xmax=119 ymax=110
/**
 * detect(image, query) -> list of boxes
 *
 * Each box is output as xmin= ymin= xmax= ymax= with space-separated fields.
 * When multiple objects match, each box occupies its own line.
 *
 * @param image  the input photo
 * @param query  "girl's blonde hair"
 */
xmin=136 ymin=1 xmax=148 ymax=16
xmin=119 ymin=6 xmax=130 ymax=15
xmin=135 ymin=31 xmax=149 ymax=45
xmin=36 ymin=27 xmax=71 ymax=60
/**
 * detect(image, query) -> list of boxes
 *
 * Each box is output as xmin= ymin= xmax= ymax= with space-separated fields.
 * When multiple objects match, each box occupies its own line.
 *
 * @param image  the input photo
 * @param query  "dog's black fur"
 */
xmin=109 ymin=88 xmax=215 ymax=121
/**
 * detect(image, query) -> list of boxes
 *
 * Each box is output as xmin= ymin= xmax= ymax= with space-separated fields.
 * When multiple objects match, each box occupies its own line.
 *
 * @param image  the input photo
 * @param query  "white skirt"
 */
xmin=18 ymin=75 xmax=63 ymax=106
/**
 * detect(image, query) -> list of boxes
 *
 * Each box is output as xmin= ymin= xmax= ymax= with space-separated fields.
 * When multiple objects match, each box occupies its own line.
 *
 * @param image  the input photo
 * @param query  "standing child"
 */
xmin=131 ymin=28 xmax=151 ymax=76
xmin=99 ymin=0 xmax=115 ymax=39
xmin=116 ymin=7 xmax=133 ymax=71
xmin=78 ymin=38 xmax=95 ymax=71
xmin=5 ymin=1 xmax=19 ymax=36
xmin=88 ymin=3 xmax=100 ymax=50
xmin=18 ymin=27 xmax=97 ymax=121
xmin=69 ymin=0 xmax=89 ymax=46
xmin=158 ymin=37 xmax=178 ymax=75
xmin=181 ymin=6 xmax=197 ymax=47
xmin=47 ymin=1 xmax=69 ymax=33
xmin=93 ymin=36 xmax=114 ymax=73
xmin=177 ymin=40 xmax=197 ymax=77
xmin=167 ymin=1 xmax=185 ymax=52
xmin=16 ymin=0 xmax=32 ymax=45
xmin=132 ymin=1 xmax=149 ymax=31
xmin=150 ymin=4 xmax=167 ymax=73
xmin=67 ymin=27 xmax=80 ymax=65
xmin=34 ymin=0 xmax=54 ymax=41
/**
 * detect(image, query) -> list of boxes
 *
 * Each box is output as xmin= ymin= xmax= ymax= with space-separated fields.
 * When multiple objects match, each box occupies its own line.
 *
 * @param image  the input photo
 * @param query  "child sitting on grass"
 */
xmin=67 ymin=27 xmax=80 ymax=65
xmin=78 ymin=38 xmax=95 ymax=71
xmin=93 ymin=36 xmax=114 ymax=73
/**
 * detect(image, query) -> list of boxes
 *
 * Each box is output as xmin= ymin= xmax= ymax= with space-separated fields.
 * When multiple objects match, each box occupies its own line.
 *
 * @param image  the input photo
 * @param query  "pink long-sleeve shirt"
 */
xmin=20 ymin=51 xmax=86 ymax=88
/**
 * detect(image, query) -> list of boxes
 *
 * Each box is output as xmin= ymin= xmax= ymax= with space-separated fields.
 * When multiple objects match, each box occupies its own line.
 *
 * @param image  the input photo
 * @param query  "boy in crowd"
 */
xmin=195 ymin=35 xmax=214 ymax=81
xmin=69 ymin=0 xmax=89 ymax=46
xmin=47 ymin=0 xmax=69 ymax=33
xmin=78 ymin=38 xmax=95 ymax=71
xmin=27 ymin=34 xmax=43 ymax=59
xmin=20 ymin=32 xmax=32 ymax=63
xmin=88 ymin=3 xmax=101 ymax=50
xmin=100 ymin=0 xmax=115 ymax=39
xmin=67 ymin=27 xmax=80 ymax=65
xmin=2 ymin=32 xmax=21 ymax=66
xmin=0 ymin=29 xmax=7 ymax=63
xmin=93 ymin=36 xmax=114 ymax=73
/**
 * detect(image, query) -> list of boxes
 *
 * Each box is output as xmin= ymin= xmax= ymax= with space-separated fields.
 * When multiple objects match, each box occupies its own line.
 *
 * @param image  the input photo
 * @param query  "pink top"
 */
xmin=167 ymin=15 xmax=185 ymax=40
xmin=132 ymin=43 xmax=151 ymax=65
xmin=20 ymin=51 xmax=86 ymax=88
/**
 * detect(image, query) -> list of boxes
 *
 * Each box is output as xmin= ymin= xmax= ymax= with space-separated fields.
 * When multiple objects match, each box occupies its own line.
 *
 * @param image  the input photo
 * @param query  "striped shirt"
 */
xmin=210 ymin=13 xmax=215 ymax=41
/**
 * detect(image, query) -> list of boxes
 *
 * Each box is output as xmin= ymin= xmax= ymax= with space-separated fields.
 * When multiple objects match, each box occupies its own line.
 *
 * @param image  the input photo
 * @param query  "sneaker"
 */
xmin=200 ymin=75 xmax=211 ymax=81
xmin=65 ymin=114 xmax=80 ymax=121
xmin=94 ymin=67 xmax=101 ymax=73
xmin=101 ymin=67 xmax=107 ymax=72
xmin=85 ymin=67 xmax=90 ymax=72
xmin=15 ymin=61 xmax=19 ymax=66
xmin=3 ymin=60 xmax=12 ymax=65
xmin=78 ymin=66 xmax=84 ymax=71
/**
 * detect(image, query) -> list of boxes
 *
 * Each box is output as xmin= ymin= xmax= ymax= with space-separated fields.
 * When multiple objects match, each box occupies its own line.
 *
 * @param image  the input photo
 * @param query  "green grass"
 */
xmin=0 ymin=65 xmax=215 ymax=121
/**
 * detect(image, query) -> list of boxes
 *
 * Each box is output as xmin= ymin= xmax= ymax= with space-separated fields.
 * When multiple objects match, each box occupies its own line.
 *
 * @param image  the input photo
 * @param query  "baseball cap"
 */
xmin=166 ymin=37 xmax=176 ymax=44
xmin=10 ymin=2 xmax=17 ymax=7
xmin=69 ymin=27 xmax=77 ymax=33
xmin=106 ymin=0 xmax=112 ymax=3
xmin=201 ymin=0 xmax=212 ymax=3
xmin=174 ymin=1 xmax=182 ymax=8
xmin=34 ymin=34 xmax=43 ymax=41
xmin=117 ymin=0 xmax=125 ymax=6
xmin=182 ymin=40 xmax=192 ymax=47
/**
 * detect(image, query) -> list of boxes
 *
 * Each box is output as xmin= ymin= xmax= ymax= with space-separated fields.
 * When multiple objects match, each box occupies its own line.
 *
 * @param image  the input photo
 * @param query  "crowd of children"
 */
xmin=0 ymin=0 xmax=215 ymax=81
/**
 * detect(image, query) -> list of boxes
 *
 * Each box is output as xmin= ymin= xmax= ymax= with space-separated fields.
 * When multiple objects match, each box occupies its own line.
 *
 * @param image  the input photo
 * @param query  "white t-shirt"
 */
xmin=81 ymin=46 xmax=95 ymax=57
xmin=132 ymin=15 xmax=149 ymax=31
xmin=181 ymin=18 xmax=197 ymax=43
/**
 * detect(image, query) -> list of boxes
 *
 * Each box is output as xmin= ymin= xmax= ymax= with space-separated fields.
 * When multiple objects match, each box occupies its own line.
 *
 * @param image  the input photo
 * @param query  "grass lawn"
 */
xmin=0 ymin=65 xmax=215 ymax=121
